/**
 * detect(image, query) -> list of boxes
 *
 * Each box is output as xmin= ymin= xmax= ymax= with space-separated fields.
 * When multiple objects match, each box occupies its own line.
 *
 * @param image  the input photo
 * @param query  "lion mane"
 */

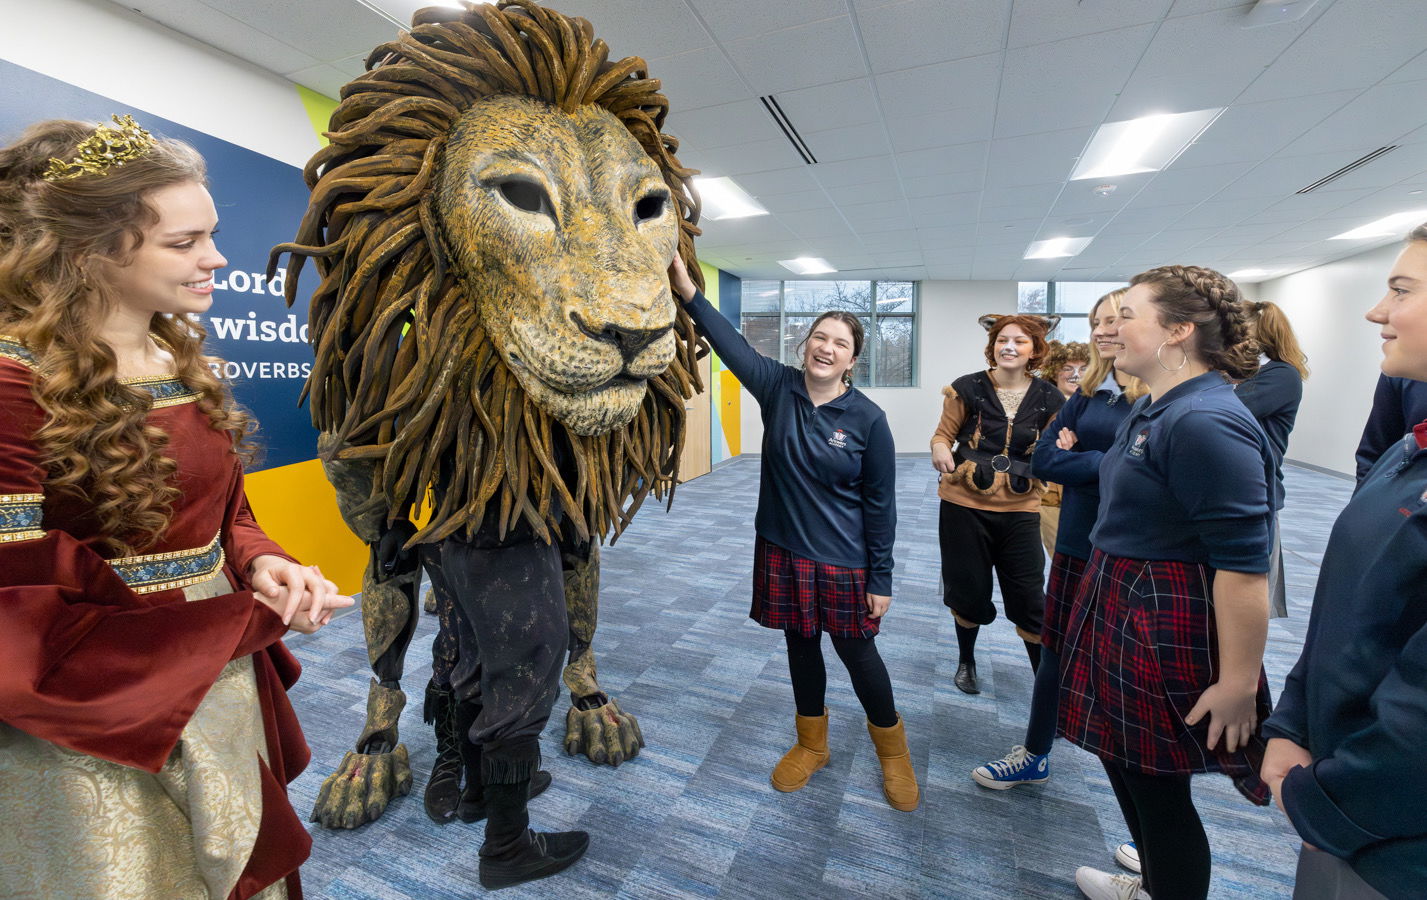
xmin=272 ymin=0 xmax=706 ymax=546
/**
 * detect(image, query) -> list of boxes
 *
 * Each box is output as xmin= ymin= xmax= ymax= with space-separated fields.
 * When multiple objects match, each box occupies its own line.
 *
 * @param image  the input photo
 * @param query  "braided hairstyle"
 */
xmin=1128 ymin=265 xmax=1259 ymax=380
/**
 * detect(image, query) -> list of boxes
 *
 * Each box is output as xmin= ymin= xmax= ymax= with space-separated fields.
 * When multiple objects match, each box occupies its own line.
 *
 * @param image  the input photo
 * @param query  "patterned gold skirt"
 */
xmin=0 ymin=573 xmax=286 ymax=900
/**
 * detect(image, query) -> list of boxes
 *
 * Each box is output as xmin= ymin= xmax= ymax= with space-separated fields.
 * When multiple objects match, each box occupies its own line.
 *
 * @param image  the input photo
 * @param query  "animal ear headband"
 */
xmin=978 ymin=313 xmax=1062 ymax=335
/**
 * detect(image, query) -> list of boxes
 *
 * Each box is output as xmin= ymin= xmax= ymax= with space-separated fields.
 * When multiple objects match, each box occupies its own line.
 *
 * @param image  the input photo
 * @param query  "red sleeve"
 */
xmin=224 ymin=463 xmax=298 ymax=584
xmin=0 ymin=360 xmax=288 ymax=772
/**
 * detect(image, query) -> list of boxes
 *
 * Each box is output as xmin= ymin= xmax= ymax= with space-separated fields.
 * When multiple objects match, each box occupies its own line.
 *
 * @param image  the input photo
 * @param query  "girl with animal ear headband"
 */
xmin=929 ymin=313 xmax=1065 ymax=697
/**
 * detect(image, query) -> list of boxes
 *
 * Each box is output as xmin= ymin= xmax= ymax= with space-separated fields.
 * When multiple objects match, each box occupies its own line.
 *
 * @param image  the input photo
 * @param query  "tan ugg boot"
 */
xmin=867 ymin=715 xmax=920 ymax=811
xmin=770 ymin=709 xmax=830 ymax=792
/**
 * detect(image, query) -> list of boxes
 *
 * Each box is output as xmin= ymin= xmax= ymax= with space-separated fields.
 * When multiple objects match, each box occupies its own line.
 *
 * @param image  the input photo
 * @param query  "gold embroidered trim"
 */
xmin=110 ymin=532 xmax=225 ymax=595
xmin=0 ymin=530 xmax=46 ymax=543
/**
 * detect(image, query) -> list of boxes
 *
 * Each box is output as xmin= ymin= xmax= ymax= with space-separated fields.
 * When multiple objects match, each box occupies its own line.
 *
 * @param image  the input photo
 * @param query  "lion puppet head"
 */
xmin=273 ymin=0 xmax=706 ymax=545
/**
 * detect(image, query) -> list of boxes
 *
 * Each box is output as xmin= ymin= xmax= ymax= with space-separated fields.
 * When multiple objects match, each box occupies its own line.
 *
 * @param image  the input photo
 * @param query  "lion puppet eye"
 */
xmin=494 ymin=177 xmax=555 ymax=218
xmin=633 ymin=191 xmax=668 ymax=224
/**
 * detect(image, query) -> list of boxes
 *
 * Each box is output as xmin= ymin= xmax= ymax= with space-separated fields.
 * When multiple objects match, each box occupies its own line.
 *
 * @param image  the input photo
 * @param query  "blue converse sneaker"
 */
xmin=971 ymin=745 xmax=1050 ymax=790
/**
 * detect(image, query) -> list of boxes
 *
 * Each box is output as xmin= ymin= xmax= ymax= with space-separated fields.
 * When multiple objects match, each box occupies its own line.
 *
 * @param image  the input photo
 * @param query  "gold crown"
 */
xmin=42 ymin=114 xmax=155 ymax=183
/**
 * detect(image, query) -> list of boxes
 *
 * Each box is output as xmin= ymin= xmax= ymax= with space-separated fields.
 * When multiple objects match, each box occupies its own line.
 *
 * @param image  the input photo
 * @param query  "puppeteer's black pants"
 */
xmin=423 ymin=537 xmax=568 ymax=784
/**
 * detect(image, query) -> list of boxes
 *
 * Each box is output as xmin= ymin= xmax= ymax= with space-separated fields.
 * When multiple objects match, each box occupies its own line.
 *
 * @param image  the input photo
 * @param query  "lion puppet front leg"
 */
xmin=560 ymin=540 xmax=645 ymax=766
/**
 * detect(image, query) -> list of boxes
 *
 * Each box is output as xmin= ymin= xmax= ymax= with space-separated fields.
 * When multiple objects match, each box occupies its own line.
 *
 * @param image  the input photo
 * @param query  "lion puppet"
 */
xmin=270 ymin=0 xmax=705 ymax=887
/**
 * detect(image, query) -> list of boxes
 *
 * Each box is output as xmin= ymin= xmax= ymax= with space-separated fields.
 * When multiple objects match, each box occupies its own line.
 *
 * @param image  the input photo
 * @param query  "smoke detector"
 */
xmin=1092 ymin=184 xmax=1117 ymax=197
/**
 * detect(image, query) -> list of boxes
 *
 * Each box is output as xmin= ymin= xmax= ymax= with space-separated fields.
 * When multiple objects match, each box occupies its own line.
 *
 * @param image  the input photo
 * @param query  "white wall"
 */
xmin=0 ymin=0 xmax=322 ymax=167
xmin=738 ymin=280 xmax=1019 ymax=452
xmin=1256 ymin=242 xmax=1401 ymax=475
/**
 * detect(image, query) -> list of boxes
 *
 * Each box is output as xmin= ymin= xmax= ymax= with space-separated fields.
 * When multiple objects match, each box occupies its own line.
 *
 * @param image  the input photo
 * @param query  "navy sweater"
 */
xmin=1262 ymin=425 xmax=1427 ymax=898
xmin=1030 ymin=376 xmax=1134 ymax=560
xmin=1090 ymin=373 xmax=1273 ymax=572
xmin=682 ymin=292 xmax=897 ymax=594
xmin=1355 ymin=373 xmax=1427 ymax=484
xmin=1234 ymin=360 xmax=1303 ymax=510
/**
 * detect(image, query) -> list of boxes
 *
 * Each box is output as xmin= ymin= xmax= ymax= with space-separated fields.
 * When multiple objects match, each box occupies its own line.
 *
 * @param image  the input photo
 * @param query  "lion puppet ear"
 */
xmin=977 ymin=313 xmax=1063 ymax=334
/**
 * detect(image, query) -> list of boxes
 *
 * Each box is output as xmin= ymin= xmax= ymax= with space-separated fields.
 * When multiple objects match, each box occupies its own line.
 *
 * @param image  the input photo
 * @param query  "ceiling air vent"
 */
xmin=1296 ymin=146 xmax=1397 ymax=194
xmin=760 ymin=95 xmax=817 ymax=165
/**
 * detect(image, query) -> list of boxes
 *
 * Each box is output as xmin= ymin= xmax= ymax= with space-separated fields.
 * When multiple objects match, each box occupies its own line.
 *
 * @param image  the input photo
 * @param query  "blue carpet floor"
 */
xmin=284 ymin=457 xmax=1352 ymax=898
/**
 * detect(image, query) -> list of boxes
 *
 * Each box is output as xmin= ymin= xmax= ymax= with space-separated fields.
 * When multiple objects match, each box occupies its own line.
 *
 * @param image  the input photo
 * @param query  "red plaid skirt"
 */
xmin=1057 ymin=550 xmax=1272 ymax=804
xmin=751 ymin=536 xmax=879 ymax=639
xmin=1041 ymin=551 xmax=1087 ymax=656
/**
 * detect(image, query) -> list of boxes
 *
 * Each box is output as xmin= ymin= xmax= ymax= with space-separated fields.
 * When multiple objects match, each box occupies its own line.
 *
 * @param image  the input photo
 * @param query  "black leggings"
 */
xmin=1103 ymin=762 xmax=1211 ymax=900
xmin=785 ymin=633 xmax=898 ymax=728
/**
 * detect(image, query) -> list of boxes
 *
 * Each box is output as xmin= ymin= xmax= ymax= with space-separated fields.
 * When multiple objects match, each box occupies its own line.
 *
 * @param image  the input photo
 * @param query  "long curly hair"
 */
xmin=271 ymin=0 xmax=704 ymax=546
xmin=0 ymin=119 xmax=254 ymax=555
xmin=1040 ymin=340 xmax=1089 ymax=383
xmin=1129 ymin=265 xmax=1258 ymax=380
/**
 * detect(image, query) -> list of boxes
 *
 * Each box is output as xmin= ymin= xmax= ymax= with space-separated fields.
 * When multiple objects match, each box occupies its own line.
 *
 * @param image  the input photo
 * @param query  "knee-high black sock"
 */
xmin=1023 ymin=645 xmax=1059 ymax=756
xmin=830 ymin=636 xmax=897 ymax=727
xmin=784 ymin=632 xmax=827 ymax=718
xmin=1024 ymin=640 xmax=1042 ymax=673
xmin=954 ymin=622 xmax=978 ymax=665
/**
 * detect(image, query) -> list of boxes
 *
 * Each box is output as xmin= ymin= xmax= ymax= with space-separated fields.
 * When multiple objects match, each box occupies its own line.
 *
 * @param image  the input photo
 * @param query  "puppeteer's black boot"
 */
xmin=455 ymin=707 xmax=553 ymax=824
xmin=477 ymin=780 xmax=588 ymax=890
xmin=422 ymin=679 xmax=462 ymax=823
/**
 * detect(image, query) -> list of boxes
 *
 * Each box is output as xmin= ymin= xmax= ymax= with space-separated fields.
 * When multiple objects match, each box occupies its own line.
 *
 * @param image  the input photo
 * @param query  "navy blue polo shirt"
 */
xmin=1090 ymin=372 xmax=1273 ymax=572
xmin=1234 ymin=359 xmax=1303 ymax=510
xmin=1355 ymin=373 xmax=1427 ymax=484
xmin=682 ymin=292 xmax=896 ymax=594
xmin=1263 ymin=423 xmax=1427 ymax=896
xmin=1030 ymin=375 xmax=1134 ymax=560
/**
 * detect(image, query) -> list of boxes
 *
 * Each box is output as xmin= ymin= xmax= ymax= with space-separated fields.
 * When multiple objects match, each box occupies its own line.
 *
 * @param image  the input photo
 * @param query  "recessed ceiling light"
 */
xmin=779 ymin=257 xmax=837 ymax=275
xmin=1229 ymin=268 xmax=1270 ymax=279
xmin=1024 ymin=237 xmax=1093 ymax=260
xmin=693 ymin=176 xmax=769 ymax=220
xmin=1330 ymin=209 xmax=1427 ymax=240
xmin=1070 ymin=109 xmax=1223 ymax=181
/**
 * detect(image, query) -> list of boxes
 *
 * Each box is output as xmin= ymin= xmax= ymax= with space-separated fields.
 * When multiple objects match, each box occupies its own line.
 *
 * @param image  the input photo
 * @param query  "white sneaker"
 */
xmin=1115 ymin=841 xmax=1141 ymax=873
xmin=1075 ymin=866 xmax=1149 ymax=900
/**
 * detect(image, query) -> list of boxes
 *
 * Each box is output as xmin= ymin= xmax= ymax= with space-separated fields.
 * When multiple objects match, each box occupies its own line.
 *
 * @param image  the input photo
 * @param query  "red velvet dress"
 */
xmin=0 ymin=340 xmax=312 ymax=899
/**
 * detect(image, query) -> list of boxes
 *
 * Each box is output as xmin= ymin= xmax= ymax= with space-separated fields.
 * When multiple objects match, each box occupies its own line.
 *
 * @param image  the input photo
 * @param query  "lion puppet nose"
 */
xmin=570 ymin=311 xmax=670 ymax=359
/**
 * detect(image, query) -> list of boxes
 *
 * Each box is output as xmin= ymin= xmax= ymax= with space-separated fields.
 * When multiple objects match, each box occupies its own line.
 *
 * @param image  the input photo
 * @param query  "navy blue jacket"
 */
xmin=1234 ymin=360 xmax=1303 ymax=510
xmin=1263 ymin=425 xmax=1427 ymax=898
xmin=1031 ymin=376 xmax=1134 ymax=560
xmin=1355 ymin=374 xmax=1427 ymax=484
xmin=682 ymin=292 xmax=896 ymax=594
xmin=1090 ymin=373 xmax=1273 ymax=572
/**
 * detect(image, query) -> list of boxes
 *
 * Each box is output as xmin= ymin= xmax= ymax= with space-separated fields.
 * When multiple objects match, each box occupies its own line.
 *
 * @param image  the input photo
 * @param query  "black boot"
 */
xmin=422 ymin=680 xmax=463 ymax=823
xmin=477 ymin=780 xmax=589 ymax=890
xmin=954 ymin=661 xmax=980 ymax=694
xmin=454 ymin=709 xmax=554 ymax=824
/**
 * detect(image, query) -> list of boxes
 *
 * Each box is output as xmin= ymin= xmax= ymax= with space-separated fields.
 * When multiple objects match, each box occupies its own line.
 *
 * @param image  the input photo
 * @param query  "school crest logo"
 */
xmin=1128 ymin=427 xmax=1151 ymax=459
xmin=828 ymin=429 xmax=848 ymax=448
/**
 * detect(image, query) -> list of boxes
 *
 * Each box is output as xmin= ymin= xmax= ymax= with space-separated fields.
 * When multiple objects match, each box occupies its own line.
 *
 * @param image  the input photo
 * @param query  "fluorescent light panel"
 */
xmin=1229 ymin=268 xmax=1270 ymax=279
xmin=1024 ymin=237 xmax=1093 ymax=260
xmin=1330 ymin=209 xmax=1427 ymax=241
xmin=693 ymin=176 xmax=769 ymax=220
xmin=779 ymin=257 xmax=837 ymax=275
xmin=1070 ymin=109 xmax=1223 ymax=181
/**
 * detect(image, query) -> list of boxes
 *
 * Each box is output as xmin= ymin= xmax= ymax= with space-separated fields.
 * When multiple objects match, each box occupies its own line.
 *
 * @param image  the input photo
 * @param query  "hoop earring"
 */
xmin=1156 ymin=340 xmax=1188 ymax=372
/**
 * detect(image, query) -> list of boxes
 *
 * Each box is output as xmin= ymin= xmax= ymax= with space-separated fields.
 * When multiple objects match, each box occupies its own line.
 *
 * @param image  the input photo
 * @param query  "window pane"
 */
xmin=875 ymin=316 xmax=914 ymax=386
xmin=1048 ymin=315 xmax=1090 ymax=343
xmin=875 ymin=281 xmax=916 ymax=313
xmin=1018 ymin=282 xmax=1048 ymax=313
xmin=1054 ymin=281 xmax=1127 ymax=315
xmin=741 ymin=314 xmax=781 ymax=360
xmin=783 ymin=280 xmax=872 ymax=313
xmin=742 ymin=280 xmax=781 ymax=313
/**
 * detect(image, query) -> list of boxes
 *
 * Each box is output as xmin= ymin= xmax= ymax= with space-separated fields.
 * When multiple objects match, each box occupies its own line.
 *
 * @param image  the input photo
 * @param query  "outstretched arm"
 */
xmin=669 ymin=255 xmax=782 ymax=401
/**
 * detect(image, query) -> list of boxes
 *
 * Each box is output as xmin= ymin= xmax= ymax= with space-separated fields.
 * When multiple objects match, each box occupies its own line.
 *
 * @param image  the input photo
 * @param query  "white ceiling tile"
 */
xmin=286 ymin=63 xmax=351 ymax=100
xmin=214 ymin=0 xmax=397 ymax=61
xmin=994 ymin=24 xmax=1156 ymax=138
xmin=130 ymin=0 xmax=322 ymax=75
xmin=908 ymin=192 xmax=979 ymax=220
xmin=841 ymin=200 xmax=913 ymax=222
xmin=887 ymin=109 xmax=996 ymax=152
xmin=856 ymin=0 xmax=1011 ymax=74
xmin=1385 ymin=49 xmax=1427 ymax=85
xmin=1168 ymin=0 xmax=1251 ymax=15
xmin=858 ymin=231 xmax=921 ymax=252
xmin=984 ymin=127 xmax=1092 ymax=188
xmin=758 ymin=189 xmax=837 ymax=214
xmin=734 ymin=168 xmax=823 ymax=196
xmin=812 ymin=157 xmax=900 ymax=187
xmin=902 ymin=171 xmax=984 ymax=196
xmin=1239 ymin=0 xmax=1422 ymax=103
xmin=1005 ymin=0 xmax=1173 ymax=49
xmin=1212 ymin=153 xmax=1359 ymax=200
xmin=895 ymin=143 xmax=989 ymax=177
xmin=874 ymin=251 xmax=927 ymax=267
xmin=856 ymin=217 xmax=920 ymax=234
xmin=1131 ymin=162 xmax=1257 ymax=206
xmin=1287 ymin=80 xmax=1427 ymax=158
xmin=824 ymin=180 xmax=906 ymax=206
xmin=535 ymin=0 xmax=714 ymax=60
xmin=801 ymin=124 xmax=894 ymax=163
xmin=695 ymin=0 xmax=849 ymax=44
xmin=723 ymin=17 xmax=868 ymax=95
xmin=688 ymin=138 xmax=805 ymax=177
xmin=774 ymin=79 xmax=881 ymax=131
xmin=648 ymin=46 xmax=752 ymax=112
xmin=665 ymin=100 xmax=783 ymax=152
xmin=1173 ymin=91 xmax=1357 ymax=169
xmin=1107 ymin=204 xmax=1199 ymax=233
xmin=875 ymin=53 xmax=1002 ymax=121
xmin=1170 ymin=198 xmax=1276 ymax=229
xmin=1108 ymin=7 xmax=1306 ymax=119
